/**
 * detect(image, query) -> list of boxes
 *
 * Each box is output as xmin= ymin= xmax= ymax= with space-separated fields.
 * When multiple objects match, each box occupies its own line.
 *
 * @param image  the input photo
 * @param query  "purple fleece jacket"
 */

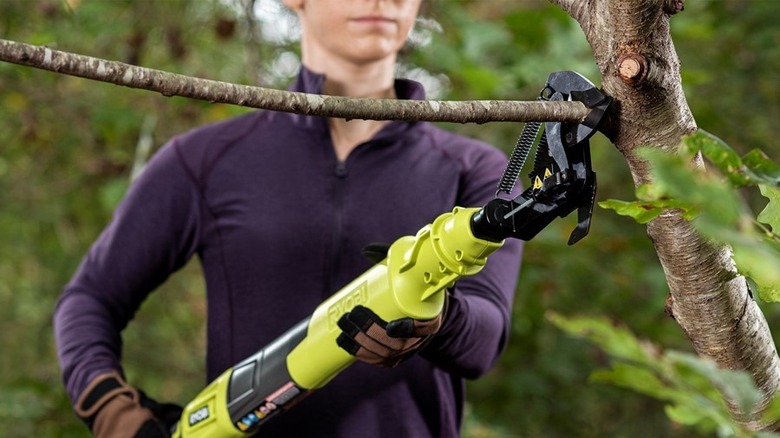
xmin=54 ymin=67 xmax=523 ymax=437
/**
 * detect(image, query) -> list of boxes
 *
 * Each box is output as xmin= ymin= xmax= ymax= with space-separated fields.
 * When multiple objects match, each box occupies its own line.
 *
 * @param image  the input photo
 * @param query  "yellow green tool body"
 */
xmin=172 ymin=207 xmax=503 ymax=437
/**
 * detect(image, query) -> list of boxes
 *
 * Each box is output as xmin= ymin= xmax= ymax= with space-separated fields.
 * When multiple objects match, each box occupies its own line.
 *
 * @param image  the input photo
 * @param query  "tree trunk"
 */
xmin=552 ymin=0 xmax=780 ymax=429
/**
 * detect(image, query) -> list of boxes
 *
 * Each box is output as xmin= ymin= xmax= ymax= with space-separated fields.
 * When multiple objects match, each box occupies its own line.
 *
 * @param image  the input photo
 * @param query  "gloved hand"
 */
xmin=75 ymin=371 xmax=182 ymax=438
xmin=336 ymin=297 xmax=447 ymax=368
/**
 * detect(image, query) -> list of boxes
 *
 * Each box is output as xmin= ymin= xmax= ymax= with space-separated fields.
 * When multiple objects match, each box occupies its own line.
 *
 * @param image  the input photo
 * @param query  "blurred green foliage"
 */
xmin=2 ymin=1 xmax=780 ymax=437
xmin=602 ymin=129 xmax=780 ymax=304
xmin=551 ymin=313 xmax=780 ymax=438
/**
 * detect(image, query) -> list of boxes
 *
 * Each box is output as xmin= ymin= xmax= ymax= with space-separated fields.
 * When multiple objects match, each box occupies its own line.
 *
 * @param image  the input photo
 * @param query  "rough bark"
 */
xmin=0 ymin=38 xmax=589 ymax=125
xmin=552 ymin=0 xmax=780 ymax=429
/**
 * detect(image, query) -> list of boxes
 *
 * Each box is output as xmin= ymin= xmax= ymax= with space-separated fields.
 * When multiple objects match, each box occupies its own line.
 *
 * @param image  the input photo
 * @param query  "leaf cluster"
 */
xmin=600 ymin=130 xmax=780 ymax=302
xmin=551 ymin=313 xmax=780 ymax=438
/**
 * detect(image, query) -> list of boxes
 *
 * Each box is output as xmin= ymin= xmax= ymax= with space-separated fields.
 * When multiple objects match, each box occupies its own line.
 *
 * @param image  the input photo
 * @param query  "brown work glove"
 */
xmin=75 ymin=371 xmax=182 ymax=438
xmin=336 ymin=298 xmax=446 ymax=368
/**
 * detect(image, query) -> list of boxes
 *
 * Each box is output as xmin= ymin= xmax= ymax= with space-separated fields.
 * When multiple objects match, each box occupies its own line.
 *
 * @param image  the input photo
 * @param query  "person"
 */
xmin=53 ymin=0 xmax=524 ymax=436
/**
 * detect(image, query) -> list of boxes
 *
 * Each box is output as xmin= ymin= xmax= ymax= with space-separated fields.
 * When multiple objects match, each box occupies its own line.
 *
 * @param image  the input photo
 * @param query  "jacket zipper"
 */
xmin=325 ymin=160 xmax=348 ymax=296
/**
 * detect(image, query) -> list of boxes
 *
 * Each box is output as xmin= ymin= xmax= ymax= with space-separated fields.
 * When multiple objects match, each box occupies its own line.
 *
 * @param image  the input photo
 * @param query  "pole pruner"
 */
xmin=472 ymin=70 xmax=612 ymax=245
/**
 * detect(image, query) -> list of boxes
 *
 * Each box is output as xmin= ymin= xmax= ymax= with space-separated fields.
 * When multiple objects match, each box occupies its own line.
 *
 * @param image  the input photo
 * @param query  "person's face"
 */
xmin=285 ymin=0 xmax=423 ymax=65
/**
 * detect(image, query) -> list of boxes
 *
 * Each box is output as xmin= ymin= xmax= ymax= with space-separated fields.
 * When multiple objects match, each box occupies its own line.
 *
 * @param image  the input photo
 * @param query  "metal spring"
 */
xmin=496 ymin=121 xmax=540 ymax=195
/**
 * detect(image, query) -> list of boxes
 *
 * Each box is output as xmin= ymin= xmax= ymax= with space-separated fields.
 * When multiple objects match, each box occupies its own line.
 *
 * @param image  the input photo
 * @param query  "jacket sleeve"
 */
xmin=53 ymin=140 xmax=202 ymax=404
xmin=421 ymin=143 xmax=524 ymax=379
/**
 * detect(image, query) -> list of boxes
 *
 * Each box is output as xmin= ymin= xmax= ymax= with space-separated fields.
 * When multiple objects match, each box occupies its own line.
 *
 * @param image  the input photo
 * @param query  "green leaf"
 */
xmin=635 ymin=182 xmax=664 ymax=201
xmin=762 ymin=394 xmax=780 ymax=425
xmin=547 ymin=312 xmax=655 ymax=366
xmin=641 ymin=147 xmax=744 ymax=229
xmin=743 ymin=150 xmax=780 ymax=186
xmin=684 ymin=130 xmax=780 ymax=188
xmin=598 ymin=197 xmax=697 ymax=224
xmin=665 ymin=403 xmax=711 ymax=427
xmin=598 ymin=199 xmax=664 ymax=224
xmin=758 ymin=184 xmax=780 ymax=232
xmin=731 ymin=238 xmax=780 ymax=302
xmin=668 ymin=352 xmax=761 ymax=417
xmin=590 ymin=363 xmax=672 ymax=401
xmin=598 ymin=183 xmax=699 ymax=224
xmin=684 ymin=130 xmax=752 ymax=187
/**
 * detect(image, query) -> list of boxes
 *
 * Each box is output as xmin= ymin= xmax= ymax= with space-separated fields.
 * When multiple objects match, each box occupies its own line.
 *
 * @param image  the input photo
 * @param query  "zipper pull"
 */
xmin=334 ymin=162 xmax=348 ymax=178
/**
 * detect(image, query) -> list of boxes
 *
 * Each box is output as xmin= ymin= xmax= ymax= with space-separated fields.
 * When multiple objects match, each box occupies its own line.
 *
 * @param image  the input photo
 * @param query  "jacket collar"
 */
xmin=286 ymin=65 xmax=426 ymax=140
xmin=290 ymin=65 xmax=427 ymax=101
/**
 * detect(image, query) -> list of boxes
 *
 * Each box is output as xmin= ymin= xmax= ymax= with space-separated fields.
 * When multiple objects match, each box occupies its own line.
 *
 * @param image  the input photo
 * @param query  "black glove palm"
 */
xmin=336 ymin=302 xmax=445 ymax=368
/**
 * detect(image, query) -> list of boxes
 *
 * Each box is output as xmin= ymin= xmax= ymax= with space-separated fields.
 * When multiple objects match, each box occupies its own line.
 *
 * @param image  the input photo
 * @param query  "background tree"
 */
xmin=1 ymin=1 xmax=779 ymax=437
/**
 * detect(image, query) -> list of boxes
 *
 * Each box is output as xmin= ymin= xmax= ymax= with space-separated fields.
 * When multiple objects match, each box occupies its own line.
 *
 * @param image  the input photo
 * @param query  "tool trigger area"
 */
xmin=472 ymin=71 xmax=612 ymax=244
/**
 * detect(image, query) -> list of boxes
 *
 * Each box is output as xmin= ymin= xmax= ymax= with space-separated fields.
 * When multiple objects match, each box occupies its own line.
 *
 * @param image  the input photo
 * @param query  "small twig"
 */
xmin=0 ymin=38 xmax=590 ymax=124
xmin=131 ymin=114 xmax=156 ymax=181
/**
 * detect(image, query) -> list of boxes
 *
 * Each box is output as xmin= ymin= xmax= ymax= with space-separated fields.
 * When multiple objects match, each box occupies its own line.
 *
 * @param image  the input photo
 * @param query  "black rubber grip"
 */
xmin=226 ymin=318 xmax=310 ymax=432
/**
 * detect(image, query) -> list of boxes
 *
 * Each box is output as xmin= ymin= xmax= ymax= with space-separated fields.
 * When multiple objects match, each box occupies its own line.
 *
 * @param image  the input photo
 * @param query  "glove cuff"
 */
xmin=75 ymin=371 xmax=138 ymax=421
xmin=74 ymin=371 xmax=175 ymax=438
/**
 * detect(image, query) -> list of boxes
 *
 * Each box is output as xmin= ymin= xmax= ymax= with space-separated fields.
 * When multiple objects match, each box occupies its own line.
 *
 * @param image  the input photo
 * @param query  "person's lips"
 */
xmin=350 ymin=16 xmax=396 ymax=27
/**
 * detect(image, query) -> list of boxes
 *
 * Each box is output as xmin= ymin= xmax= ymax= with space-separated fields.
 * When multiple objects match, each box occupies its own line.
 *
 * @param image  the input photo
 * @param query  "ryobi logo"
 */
xmin=328 ymin=282 xmax=368 ymax=328
xmin=188 ymin=406 xmax=210 ymax=427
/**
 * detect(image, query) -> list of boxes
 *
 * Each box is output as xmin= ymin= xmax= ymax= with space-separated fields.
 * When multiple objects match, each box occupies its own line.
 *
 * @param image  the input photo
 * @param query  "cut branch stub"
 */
xmin=616 ymin=53 xmax=651 ymax=87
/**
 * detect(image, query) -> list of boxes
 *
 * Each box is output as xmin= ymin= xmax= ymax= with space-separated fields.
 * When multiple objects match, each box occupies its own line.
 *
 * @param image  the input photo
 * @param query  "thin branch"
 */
xmin=242 ymin=0 xmax=261 ymax=85
xmin=0 ymin=38 xmax=590 ymax=124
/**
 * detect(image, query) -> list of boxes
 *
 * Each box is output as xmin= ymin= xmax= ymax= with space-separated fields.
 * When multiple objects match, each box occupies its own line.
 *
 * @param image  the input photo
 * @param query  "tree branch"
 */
xmin=0 ymin=38 xmax=589 ymax=124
